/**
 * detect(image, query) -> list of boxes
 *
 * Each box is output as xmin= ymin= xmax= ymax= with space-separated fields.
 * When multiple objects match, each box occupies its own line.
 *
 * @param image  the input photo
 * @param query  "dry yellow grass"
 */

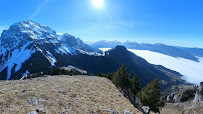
xmin=0 ymin=75 xmax=142 ymax=114
xmin=161 ymin=102 xmax=203 ymax=114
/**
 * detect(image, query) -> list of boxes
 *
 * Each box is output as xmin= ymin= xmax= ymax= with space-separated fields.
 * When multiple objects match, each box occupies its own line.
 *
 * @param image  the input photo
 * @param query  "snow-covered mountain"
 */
xmin=0 ymin=20 xmax=99 ymax=80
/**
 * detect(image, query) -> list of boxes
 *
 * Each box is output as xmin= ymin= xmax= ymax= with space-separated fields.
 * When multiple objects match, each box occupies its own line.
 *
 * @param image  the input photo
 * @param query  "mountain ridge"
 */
xmin=0 ymin=20 xmax=191 ymax=92
xmin=92 ymin=40 xmax=203 ymax=62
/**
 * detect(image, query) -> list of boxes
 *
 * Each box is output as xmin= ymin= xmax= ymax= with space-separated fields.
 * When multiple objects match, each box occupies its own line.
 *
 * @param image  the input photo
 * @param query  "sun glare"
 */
xmin=92 ymin=0 xmax=104 ymax=9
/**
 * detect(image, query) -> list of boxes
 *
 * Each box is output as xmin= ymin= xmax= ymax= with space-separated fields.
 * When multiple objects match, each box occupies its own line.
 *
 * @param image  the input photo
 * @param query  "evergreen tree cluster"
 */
xmin=23 ymin=67 xmax=81 ymax=79
xmin=180 ymin=89 xmax=196 ymax=102
xmin=98 ymin=72 xmax=113 ymax=80
xmin=98 ymin=65 xmax=164 ymax=113
xmin=200 ymin=82 xmax=203 ymax=96
xmin=50 ymin=68 xmax=78 ymax=76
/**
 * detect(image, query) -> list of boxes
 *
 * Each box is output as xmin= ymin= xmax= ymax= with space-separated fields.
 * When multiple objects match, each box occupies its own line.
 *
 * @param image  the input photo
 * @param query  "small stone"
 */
xmin=124 ymin=109 xmax=133 ymax=114
xmin=59 ymin=89 xmax=66 ymax=94
xmin=142 ymin=106 xmax=150 ymax=114
xmin=28 ymin=98 xmax=38 ymax=105
xmin=105 ymin=109 xmax=116 ymax=114
xmin=36 ymin=108 xmax=45 ymax=113
xmin=38 ymin=99 xmax=46 ymax=102
xmin=68 ymin=102 xmax=71 ymax=105
xmin=61 ymin=111 xmax=66 ymax=114
xmin=22 ymin=89 xmax=27 ymax=92
xmin=28 ymin=111 xmax=38 ymax=114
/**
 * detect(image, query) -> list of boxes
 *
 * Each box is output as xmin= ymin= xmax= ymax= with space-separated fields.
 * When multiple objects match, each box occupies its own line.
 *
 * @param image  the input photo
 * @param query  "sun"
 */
xmin=92 ymin=0 xmax=104 ymax=8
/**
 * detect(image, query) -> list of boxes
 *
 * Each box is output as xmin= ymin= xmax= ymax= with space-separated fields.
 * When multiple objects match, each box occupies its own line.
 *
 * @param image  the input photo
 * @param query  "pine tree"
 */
xmin=112 ymin=65 xmax=131 ymax=91
xmin=139 ymin=79 xmax=164 ymax=113
xmin=131 ymin=75 xmax=141 ymax=101
xmin=107 ymin=73 xmax=113 ymax=80
xmin=98 ymin=72 xmax=103 ymax=77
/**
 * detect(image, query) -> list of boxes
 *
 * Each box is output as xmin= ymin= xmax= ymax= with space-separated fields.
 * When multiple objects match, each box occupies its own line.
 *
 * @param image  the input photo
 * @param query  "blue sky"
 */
xmin=0 ymin=0 xmax=203 ymax=48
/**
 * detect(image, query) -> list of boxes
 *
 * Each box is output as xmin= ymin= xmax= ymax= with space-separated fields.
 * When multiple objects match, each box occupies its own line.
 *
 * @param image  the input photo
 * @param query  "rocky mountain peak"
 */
xmin=1 ymin=20 xmax=57 ymax=42
xmin=0 ymin=20 xmax=60 ymax=50
xmin=114 ymin=45 xmax=128 ymax=52
xmin=11 ymin=20 xmax=56 ymax=35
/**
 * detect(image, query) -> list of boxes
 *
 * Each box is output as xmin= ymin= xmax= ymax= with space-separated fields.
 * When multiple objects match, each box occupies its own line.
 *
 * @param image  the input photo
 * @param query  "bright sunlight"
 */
xmin=92 ymin=0 xmax=104 ymax=8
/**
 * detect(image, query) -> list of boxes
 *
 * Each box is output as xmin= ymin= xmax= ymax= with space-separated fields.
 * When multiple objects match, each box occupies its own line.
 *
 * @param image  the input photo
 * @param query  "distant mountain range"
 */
xmin=91 ymin=40 xmax=203 ymax=62
xmin=0 ymin=20 xmax=191 ymax=91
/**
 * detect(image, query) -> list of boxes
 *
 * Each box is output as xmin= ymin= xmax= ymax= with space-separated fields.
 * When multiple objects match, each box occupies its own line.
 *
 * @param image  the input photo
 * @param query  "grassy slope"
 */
xmin=161 ymin=102 xmax=203 ymax=114
xmin=0 ymin=75 xmax=141 ymax=114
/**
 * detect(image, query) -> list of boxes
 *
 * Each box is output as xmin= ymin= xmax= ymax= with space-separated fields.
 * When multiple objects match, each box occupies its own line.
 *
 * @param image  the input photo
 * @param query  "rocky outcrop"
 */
xmin=167 ymin=92 xmax=181 ymax=103
xmin=142 ymin=106 xmax=150 ymax=114
xmin=193 ymin=82 xmax=203 ymax=103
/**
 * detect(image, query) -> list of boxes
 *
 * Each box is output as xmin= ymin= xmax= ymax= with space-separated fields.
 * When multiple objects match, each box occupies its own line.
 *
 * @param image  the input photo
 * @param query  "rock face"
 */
xmin=193 ymin=82 xmax=203 ymax=103
xmin=167 ymin=93 xmax=181 ymax=103
xmin=193 ymin=91 xmax=202 ymax=103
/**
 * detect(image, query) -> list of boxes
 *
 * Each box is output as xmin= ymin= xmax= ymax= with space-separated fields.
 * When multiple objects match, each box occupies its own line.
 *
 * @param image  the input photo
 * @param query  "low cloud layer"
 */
xmin=99 ymin=48 xmax=203 ymax=84
xmin=128 ymin=49 xmax=203 ymax=84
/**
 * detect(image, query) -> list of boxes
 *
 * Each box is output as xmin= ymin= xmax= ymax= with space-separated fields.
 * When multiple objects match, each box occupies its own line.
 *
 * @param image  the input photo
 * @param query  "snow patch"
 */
xmin=0 ymin=42 xmax=35 ymax=80
xmin=56 ymin=33 xmax=63 ymax=35
xmin=36 ymin=47 xmax=57 ymax=66
xmin=45 ymin=51 xmax=57 ymax=66
xmin=58 ymin=44 xmax=76 ymax=55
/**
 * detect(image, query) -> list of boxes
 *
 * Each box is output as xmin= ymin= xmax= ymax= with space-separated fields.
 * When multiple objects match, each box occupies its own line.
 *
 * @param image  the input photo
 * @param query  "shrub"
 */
xmin=97 ymin=72 xmax=113 ymax=80
xmin=180 ymin=89 xmax=196 ymax=102
xmin=50 ymin=68 xmax=78 ymax=76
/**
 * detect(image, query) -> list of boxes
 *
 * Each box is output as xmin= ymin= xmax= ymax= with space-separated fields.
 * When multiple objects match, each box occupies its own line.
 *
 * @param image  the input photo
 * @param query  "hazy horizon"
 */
xmin=83 ymin=39 xmax=203 ymax=49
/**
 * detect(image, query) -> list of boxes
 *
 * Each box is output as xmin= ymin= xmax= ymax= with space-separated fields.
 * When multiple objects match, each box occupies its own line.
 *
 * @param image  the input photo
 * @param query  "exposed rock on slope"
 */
xmin=0 ymin=75 xmax=142 ymax=114
xmin=162 ymin=82 xmax=203 ymax=114
xmin=161 ymin=102 xmax=203 ymax=114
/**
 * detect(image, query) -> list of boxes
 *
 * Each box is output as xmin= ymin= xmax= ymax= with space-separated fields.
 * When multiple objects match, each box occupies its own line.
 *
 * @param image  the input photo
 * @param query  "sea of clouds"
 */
xmin=128 ymin=49 xmax=203 ymax=84
xmin=99 ymin=48 xmax=203 ymax=84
